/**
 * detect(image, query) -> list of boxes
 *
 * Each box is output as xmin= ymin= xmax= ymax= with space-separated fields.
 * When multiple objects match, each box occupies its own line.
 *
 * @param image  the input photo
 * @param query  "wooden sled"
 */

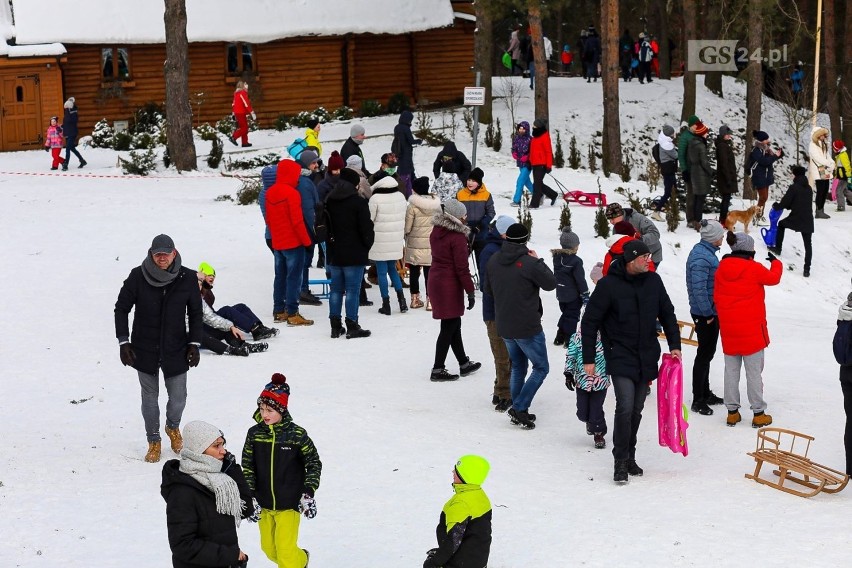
xmin=563 ymin=190 xmax=608 ymax=207
xmin=657 ymin=320 xmax=698 ymax=347
xmin=745 ymin=428 xmax=849 ymax=498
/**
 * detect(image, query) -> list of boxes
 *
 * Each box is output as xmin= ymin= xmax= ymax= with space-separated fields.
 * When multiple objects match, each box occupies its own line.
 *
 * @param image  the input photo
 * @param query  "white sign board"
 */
xmin=463 ymin=87 xmax=486 ymax=106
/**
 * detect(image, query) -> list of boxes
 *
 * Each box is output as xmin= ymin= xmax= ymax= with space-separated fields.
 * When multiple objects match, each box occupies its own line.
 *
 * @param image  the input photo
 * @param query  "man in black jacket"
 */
xmin=432 ymin=141 xmax=472 ymax=184
xmin=581 ymin=240 xmax=681 ymax=483
xmin=340 ymin=124 xmax=370 ymax=177
xmin=483 ymin=223 xmax=557 ymax=429
xmin=114 ymin=234 xmax=203 ymax=463
xmin=768 ymin=165 xmax=814 ymax=277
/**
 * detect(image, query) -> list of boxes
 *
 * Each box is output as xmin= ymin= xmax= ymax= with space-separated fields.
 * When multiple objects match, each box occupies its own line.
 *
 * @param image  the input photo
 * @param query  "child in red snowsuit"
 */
xmin=230 ymin=81 xmax=255 ymax=147
xmin=44 ymin=116 xmax=64 ymax=170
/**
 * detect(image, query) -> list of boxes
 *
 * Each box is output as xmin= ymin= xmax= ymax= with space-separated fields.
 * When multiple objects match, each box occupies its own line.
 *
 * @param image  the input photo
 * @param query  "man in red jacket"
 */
xmin=265 ymin=160 xmax=314 ymax=326
xmin=528 ymin=119 xmax=559 ymax=208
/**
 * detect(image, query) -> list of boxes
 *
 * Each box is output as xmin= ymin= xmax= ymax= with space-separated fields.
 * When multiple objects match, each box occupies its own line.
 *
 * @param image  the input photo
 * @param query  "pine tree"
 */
xmin=666 ymin=188 xmax=680 ymax=232
xmin=518 ymin=192 xmax=533 ymax=237
xmin=554 ymin=130 xmax=565 ymax=168
xmin=588 ymin=142 xmax=598 ymax=173
xmin=568 ymin=135 xmax=581 ymax=169
xmin=558 ymin=202 xmax=572 ymax=231
xmin=493 ymin=119 xmax=502 ymax=152
xmin=594 ymin=178 xmax=610 ymax=238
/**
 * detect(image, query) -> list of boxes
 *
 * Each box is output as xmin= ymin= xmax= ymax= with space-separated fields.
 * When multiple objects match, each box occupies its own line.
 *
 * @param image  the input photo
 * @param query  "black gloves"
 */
xmin=766 ymin=251 xmax=777 ymax=262
xmin=119 ymin=343 xmax=136 ymax=367
xmin=423 ymin=549 xmax=439 ymax=568
xmin=546 ymin=167 xmax=552 ymax=174
xmin=221 ymin=452 xmax=236 ymax=473
xmin=565 ymin=372 xmax=575 ymax=391
xmin=467 ymin=293 xmax=476 ymax=311
xmin=44 ymin=147 xmax=50 ymax=152
xmin=581 ymin=291 xmax=590 ymax=306
xmin=186 ymin=344 xmax=200 ymax=367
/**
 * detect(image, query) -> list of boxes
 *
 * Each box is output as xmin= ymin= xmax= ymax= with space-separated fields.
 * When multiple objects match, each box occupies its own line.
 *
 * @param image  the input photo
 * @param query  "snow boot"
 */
xmin=145 ymin=440 xmax=162 ymax=463
xmin=508 ymin=408 xmax=536 ymax=429
xmin=650 ymin=210 xmax=665 ymax=222
xmin=691 ymin=401 xmax=713 ymax=416
xmin=752 ymin=412 xmax=773 ymax=428
xmin=627 ymin=460 xmax=644 ymax=476
xmin=706 ymin=392 xmax=724 ymax=406
xmin=459 ymin=359 xmax=481 ymax=376
xmin=251 ymin=323 xmax=279 ymax=341
xmin=726 ymin=410 xmax=742 ymax=427
xmin=553 ymin=329 xmax=567 ymax=346
xmin=586 ymin=422 xmax=594 ymax=436
xmin=803 ymin=268 xmax=810 ymax=277
xmin=245 ymin=342 xmax=268 ymax=353
xmin=300 ymin=290 xmax=322 ymax=306
xmin=227 ymin=344 xmax=250 ymax=356
xmin=594 ymin=433 xmax=606 ymax=449
xmin=330 ymin=316 xmax=346 ymax=339
xmin=430 ymin=367 xmax=459 ymax=382
xmin=165 ymin=426 xmax=183 ymax=453
xmin=273 ymin=311 xmax=289 ymax=323
xmin=287 ymin=312 xmax=314 ymax=326
xmin=396 ymin=290 xmax=408 ymax=313
xmin=613 ymin=460 xmax=629 ymax=484
xmin=79 ymin=159 xmax=87 ymax=169
xmin=494 ymin=398 xmax=512 ymax=412
xmin=815 ymin=208 xmax=831 ymax=219
xmin=378 ymin=297 xmax=392 ymax=315
xmin=345 ymin=318 xmax=371 ymax=339
xmin=359 ymin=286 xmax=373 ymax=306
xmin=410 ymin=293 xmax=424 ymax=309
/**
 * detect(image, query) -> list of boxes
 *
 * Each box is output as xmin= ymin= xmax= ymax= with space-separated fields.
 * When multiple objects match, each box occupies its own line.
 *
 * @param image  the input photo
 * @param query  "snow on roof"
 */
xmin=11 ymin=0 xmax=456 ymax=45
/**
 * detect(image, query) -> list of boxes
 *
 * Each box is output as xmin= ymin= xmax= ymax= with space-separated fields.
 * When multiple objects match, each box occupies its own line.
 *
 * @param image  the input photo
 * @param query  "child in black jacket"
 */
xmin=552 ymin=229 xmax=589 ymax=346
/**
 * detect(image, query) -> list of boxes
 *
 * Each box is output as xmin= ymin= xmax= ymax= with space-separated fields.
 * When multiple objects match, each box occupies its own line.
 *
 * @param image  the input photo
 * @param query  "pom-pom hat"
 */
xmin=258 ymin=373 xmax=290 ymax=413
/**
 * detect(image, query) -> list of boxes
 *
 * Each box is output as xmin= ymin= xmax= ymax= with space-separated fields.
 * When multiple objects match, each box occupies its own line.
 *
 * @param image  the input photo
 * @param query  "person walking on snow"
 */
xmin=714 ymin=231 xmax=782 ymax=428
xmin=832 ymin=140 xmax=852 ymax=211
xmin=393 ymin=109 xmax=423 ymax=196
xmin=528 ymin=119 xmax=559 ymax=208
xmin=61 ymin=97 xmax=87 ymax=170
xmin=651 ymin=125 xmax=678 ymax=221
xmin=44 ymin=116 xmax=64 ymax=170
xmin=685 ymin=220 xmax=726 ymax=416
xmin=552 ymin=229 xmax=589 ymax=347
xmin=510 ymin=121 xmax=534 ymax=206
xmin=767 ymin=165 xmax=814 ymax=278
xmin=229 ymin=81 xmax=255 ymax=147
xmin=715 ymin=125 xmax=738 ymax=226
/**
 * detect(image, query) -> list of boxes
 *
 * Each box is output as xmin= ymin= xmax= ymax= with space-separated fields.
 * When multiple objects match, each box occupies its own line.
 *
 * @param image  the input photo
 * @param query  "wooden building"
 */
xmin=1 ymin=0 xmax=474 ymax=151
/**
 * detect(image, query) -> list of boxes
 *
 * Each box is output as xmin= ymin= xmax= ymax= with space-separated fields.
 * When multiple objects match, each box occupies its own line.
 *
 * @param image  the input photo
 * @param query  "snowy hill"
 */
xmin=1 ymin=74 xmax=850 ymax=567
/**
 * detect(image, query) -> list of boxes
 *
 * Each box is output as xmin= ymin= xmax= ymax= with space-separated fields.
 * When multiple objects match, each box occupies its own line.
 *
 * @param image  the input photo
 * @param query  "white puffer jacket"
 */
xmin=404 ymin=192 xmax=441 ymax=266
xmin=808 ymin=126 xmax=835 ymax=186
xmin=368 ymin=175 xmax=407 ymax=261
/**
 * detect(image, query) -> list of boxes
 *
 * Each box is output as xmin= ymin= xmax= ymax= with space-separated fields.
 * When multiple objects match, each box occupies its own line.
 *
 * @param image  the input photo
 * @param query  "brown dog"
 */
xmin=724 ymin=205 xmax=759 ymax=233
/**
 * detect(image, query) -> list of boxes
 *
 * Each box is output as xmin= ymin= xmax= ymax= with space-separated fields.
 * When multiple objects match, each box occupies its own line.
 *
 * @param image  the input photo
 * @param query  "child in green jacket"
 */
xmin=242 ymin=373 xmax=321 ymax=568
xmin=423 ymin=455 xmax=492 ymax=568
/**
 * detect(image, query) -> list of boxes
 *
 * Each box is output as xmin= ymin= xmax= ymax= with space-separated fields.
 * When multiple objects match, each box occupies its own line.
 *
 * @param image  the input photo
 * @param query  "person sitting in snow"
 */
xmin=196 ymin=262 xmax=279 ymax=341
xmin=423 ymin=455 xmax=492 ymax=568
xmin=605 ymin=202 xmax=662 ymax=267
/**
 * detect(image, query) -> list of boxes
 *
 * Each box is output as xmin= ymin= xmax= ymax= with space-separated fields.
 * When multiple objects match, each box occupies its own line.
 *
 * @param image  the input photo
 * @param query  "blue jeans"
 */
xmin=301 ymin=244 xmax=315 ymax=292
xmin=503 ymin=331 xmax=550 ymax=412
xmin=273 ymin=247 xmax=305 ymax=315
xmin=328 ymin=265 xmax=363 ymax=321
xmin=217 ymin=303 xmax=260 ymax=331
xmin=374 ymin=260 xmax=403 ymax=299
xmin=528 ymin=61 xmax=536 ymax=88
xmin=513 ymin=166 xmax=534 ymax=203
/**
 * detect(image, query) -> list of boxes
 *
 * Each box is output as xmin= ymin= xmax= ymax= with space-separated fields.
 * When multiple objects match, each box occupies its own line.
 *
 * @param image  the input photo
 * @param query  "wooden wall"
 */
xmin=59 ymin=21 xmax=473 ymax=137
xmin=0 ymin=56 xmax=64 ymax=151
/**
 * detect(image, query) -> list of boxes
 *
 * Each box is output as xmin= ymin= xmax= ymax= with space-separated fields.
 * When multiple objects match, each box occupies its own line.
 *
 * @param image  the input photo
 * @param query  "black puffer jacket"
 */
xmin=160 ymin=458 xmax=252 ymax=568
xmin=581 ymin=259 xmax=680 ymax=382
xmin=114 ymin=265 xmax=203 ymax=377
xmin=340 ymin=137 xmax=370 ymax=176
xmin=325 ymin=178 xmax=375 ymax=266
xmin=393 ymin=110 xmax=420 ymax=176
xmin=776 ymin=174 xmax=815 ymax=233
xmin=432 ymin=142 xmax=472 ymax=183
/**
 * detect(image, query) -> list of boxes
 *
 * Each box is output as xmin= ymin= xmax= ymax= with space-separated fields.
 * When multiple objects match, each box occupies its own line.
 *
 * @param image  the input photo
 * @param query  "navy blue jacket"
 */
xmin=260 ymin=164 xmax=277 ymax=240
xmin=686 ymin=239 xmax=720 ymax=317
xmin=296 ymin=173 xmax=319 ymax=242
xmin=552 ymin=251 xmax=588 ymax=303
xmin=749 ymin=145 xmax=781 ymax=188
xmin=393 ymin=110 xmax=421 ymax=176
xmin=62 ymin=106 xmax=79 ymax=140
xmin=478 ymin=228 xmax=503 ymax=321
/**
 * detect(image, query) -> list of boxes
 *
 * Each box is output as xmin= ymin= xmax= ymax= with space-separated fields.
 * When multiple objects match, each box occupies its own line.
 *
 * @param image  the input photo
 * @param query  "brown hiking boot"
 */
xmin=726 ymin=410 xmax=742 ymax=427
xmin=165 ymin=426 xmax=183 ymax=453
xmin=752 ymin=412 xmax=773 ymax=428
xmin=144 ymin=440 xmax=162 ymax=463
xmin=287 ymin=312 xmax=314 ymax=326
xmin=273 ymin=311 xmax=289 ymax=323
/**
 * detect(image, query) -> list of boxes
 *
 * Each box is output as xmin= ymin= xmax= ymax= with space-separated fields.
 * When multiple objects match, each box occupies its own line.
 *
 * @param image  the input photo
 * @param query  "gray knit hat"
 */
xmin=345 ymin=154 xmax=363 ymax=169
xmin=494 ymin=215 xmax=514 ymax=235
xmin=182 ymin=421 xmax=224 ymax=455
xmin=299 ymin=149 xmax=320 ymax=168
xmin=350 ymin=124 xmax=366 ymax=138
xmin=730 ymin=232 xmax=755 ymax=252
xmin=662 ymin=125 xmax=675 ymax=137
xmin=560 ymin=229 xmax=580 ymax=250
xmin=443 ymin=198 xmax=467 ymax=220
xmin=699 ymin=220 xmax=725 ymax=243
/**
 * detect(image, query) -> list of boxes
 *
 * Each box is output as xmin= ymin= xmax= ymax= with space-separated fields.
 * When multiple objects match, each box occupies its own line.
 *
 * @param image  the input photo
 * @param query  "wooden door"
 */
xmin=1 ymin=74 xmax=42 ymax=151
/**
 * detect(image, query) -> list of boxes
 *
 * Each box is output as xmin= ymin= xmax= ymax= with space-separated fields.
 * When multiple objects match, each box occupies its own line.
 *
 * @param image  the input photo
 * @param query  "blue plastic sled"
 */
xmin=760 ymin=206 xmax=783 ymax=247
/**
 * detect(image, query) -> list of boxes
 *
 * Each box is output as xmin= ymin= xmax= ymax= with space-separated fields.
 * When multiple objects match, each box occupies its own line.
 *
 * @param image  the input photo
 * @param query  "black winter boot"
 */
xmin=378 ymin=297 xmax=391 ymax=315
xmin=459 ymin=359 xmax=481 ymax=376
xmin=330 ymin=316 xmax=346 ymax=339
xmin=614 ymin=460 xmax=629 ymax=484
xmin=553 ymin=329 xmax=567 ymax=346
xmin=359 ymin=286 xmax=373 ymax=306
xmin=251 ymin=323 xmax=279 ymax=341
xmin=430 ymin=367 xmax=459 ymax=382
xmin=396 ymin=290 xmax=408 ymax=313
xmin=344 ymin=318 xmax=371 ymax=338
xmin=226 ymin=345 xmax=249 ymax=357
xmin=627 ymin=459 xmax=644 ymax=476
xmin=245 ymin=342 xmax=268 ymax=353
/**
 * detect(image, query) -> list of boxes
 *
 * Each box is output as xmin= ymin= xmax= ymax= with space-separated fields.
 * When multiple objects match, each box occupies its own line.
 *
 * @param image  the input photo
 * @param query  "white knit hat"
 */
xmin=182 ymin=421 xmax=223 ymax=455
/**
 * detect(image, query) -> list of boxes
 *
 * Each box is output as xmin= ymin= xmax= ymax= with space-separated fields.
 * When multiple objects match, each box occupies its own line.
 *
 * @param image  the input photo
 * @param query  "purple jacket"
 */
xmin=511 ymin=121 xmax=532 ymax=168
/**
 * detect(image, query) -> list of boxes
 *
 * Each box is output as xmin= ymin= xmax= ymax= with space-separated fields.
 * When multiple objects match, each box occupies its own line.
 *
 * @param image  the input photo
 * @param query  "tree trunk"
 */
xmin=842 ymin=0 xmax=852 ymax=143
xmin=474 ymin=1 xmax=494 ymax=124
xmin=743 ymin=0 xmax=764 ymax=201
xmin=601 ymin=0 xmax=622 ymax=177
xmin=527 ymin=1 xmax=548 ymax=124
xmin=702 ymin=0 xmax=723 ymax=97
xmin=655 ymin=0 xmax=671 ymax=80
xmin=163 ymin=0 xmax=196 ymax=171
xmin=680 ymin=0 xmax=697 ymax=122
xmin=823 ymin=0 xmax=841 ymax=138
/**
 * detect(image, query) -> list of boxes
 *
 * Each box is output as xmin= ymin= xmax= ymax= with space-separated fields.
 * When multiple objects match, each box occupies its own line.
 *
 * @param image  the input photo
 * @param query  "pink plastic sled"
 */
xmin=657 ymin=354 xmax=689 ymax=457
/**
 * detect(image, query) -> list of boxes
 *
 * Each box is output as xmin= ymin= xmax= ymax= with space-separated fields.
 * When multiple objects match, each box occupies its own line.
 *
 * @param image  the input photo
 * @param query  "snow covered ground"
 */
xmin=1 ymin=75 xmax=850 ymax=567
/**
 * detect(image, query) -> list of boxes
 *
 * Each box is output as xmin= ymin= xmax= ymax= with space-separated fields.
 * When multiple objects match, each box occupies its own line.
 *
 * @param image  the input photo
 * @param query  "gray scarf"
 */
xmin=179 ymin=449 xmax=243 ymax=527
xmin=141 ymin=251 xmax=182 ymax=287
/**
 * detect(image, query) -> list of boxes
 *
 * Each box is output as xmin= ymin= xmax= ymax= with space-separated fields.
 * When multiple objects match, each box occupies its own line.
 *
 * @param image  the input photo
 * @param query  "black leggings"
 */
xmin=433 ymin=317 xmax=467 ymax=369
xmin=815 ymin=179 xmax=830 ymax=210
xmin=409 ymin=265 xmax=430 ymax=295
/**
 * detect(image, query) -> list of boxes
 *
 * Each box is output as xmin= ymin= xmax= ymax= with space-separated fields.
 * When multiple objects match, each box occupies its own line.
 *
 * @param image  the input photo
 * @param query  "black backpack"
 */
xmin=833 ymin=319 xmax=852 ymax=365
xmin=652 ymin=143 xmax=662 ymax=165
xmin=391 ymin=135 xmax=401 ymax=157
xmin=314 ymin=197 xmax=333 ymax=244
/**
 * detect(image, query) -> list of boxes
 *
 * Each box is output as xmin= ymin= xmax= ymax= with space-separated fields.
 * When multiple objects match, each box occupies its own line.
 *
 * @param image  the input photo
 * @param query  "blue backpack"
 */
xmin=834 ymin=319 xmax=852 ymax=366
xmin=287 ymin=138 xmax=308 ymax=160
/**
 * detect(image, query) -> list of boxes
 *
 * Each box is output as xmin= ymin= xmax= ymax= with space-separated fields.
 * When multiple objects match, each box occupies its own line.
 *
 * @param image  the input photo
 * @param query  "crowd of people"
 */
xmin=110 ymin=100 xmax=852 ymax=565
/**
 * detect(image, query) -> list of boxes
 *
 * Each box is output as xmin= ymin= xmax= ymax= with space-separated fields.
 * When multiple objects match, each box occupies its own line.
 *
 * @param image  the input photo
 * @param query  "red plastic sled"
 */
xmin=563 ymin=190 xmax=608 ymax=207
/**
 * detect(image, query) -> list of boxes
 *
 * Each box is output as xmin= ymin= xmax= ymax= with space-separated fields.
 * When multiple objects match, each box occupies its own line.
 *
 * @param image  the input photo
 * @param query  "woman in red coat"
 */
xmin=230 ymin=81 xmax=255 ymax=147
xmin=713 ymin=231 xmax=782 ymax=428
xmin=528 ymin=118 xmax=559 ymax=208
xmin=427 ymin=199 xmax=481 ymax=382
